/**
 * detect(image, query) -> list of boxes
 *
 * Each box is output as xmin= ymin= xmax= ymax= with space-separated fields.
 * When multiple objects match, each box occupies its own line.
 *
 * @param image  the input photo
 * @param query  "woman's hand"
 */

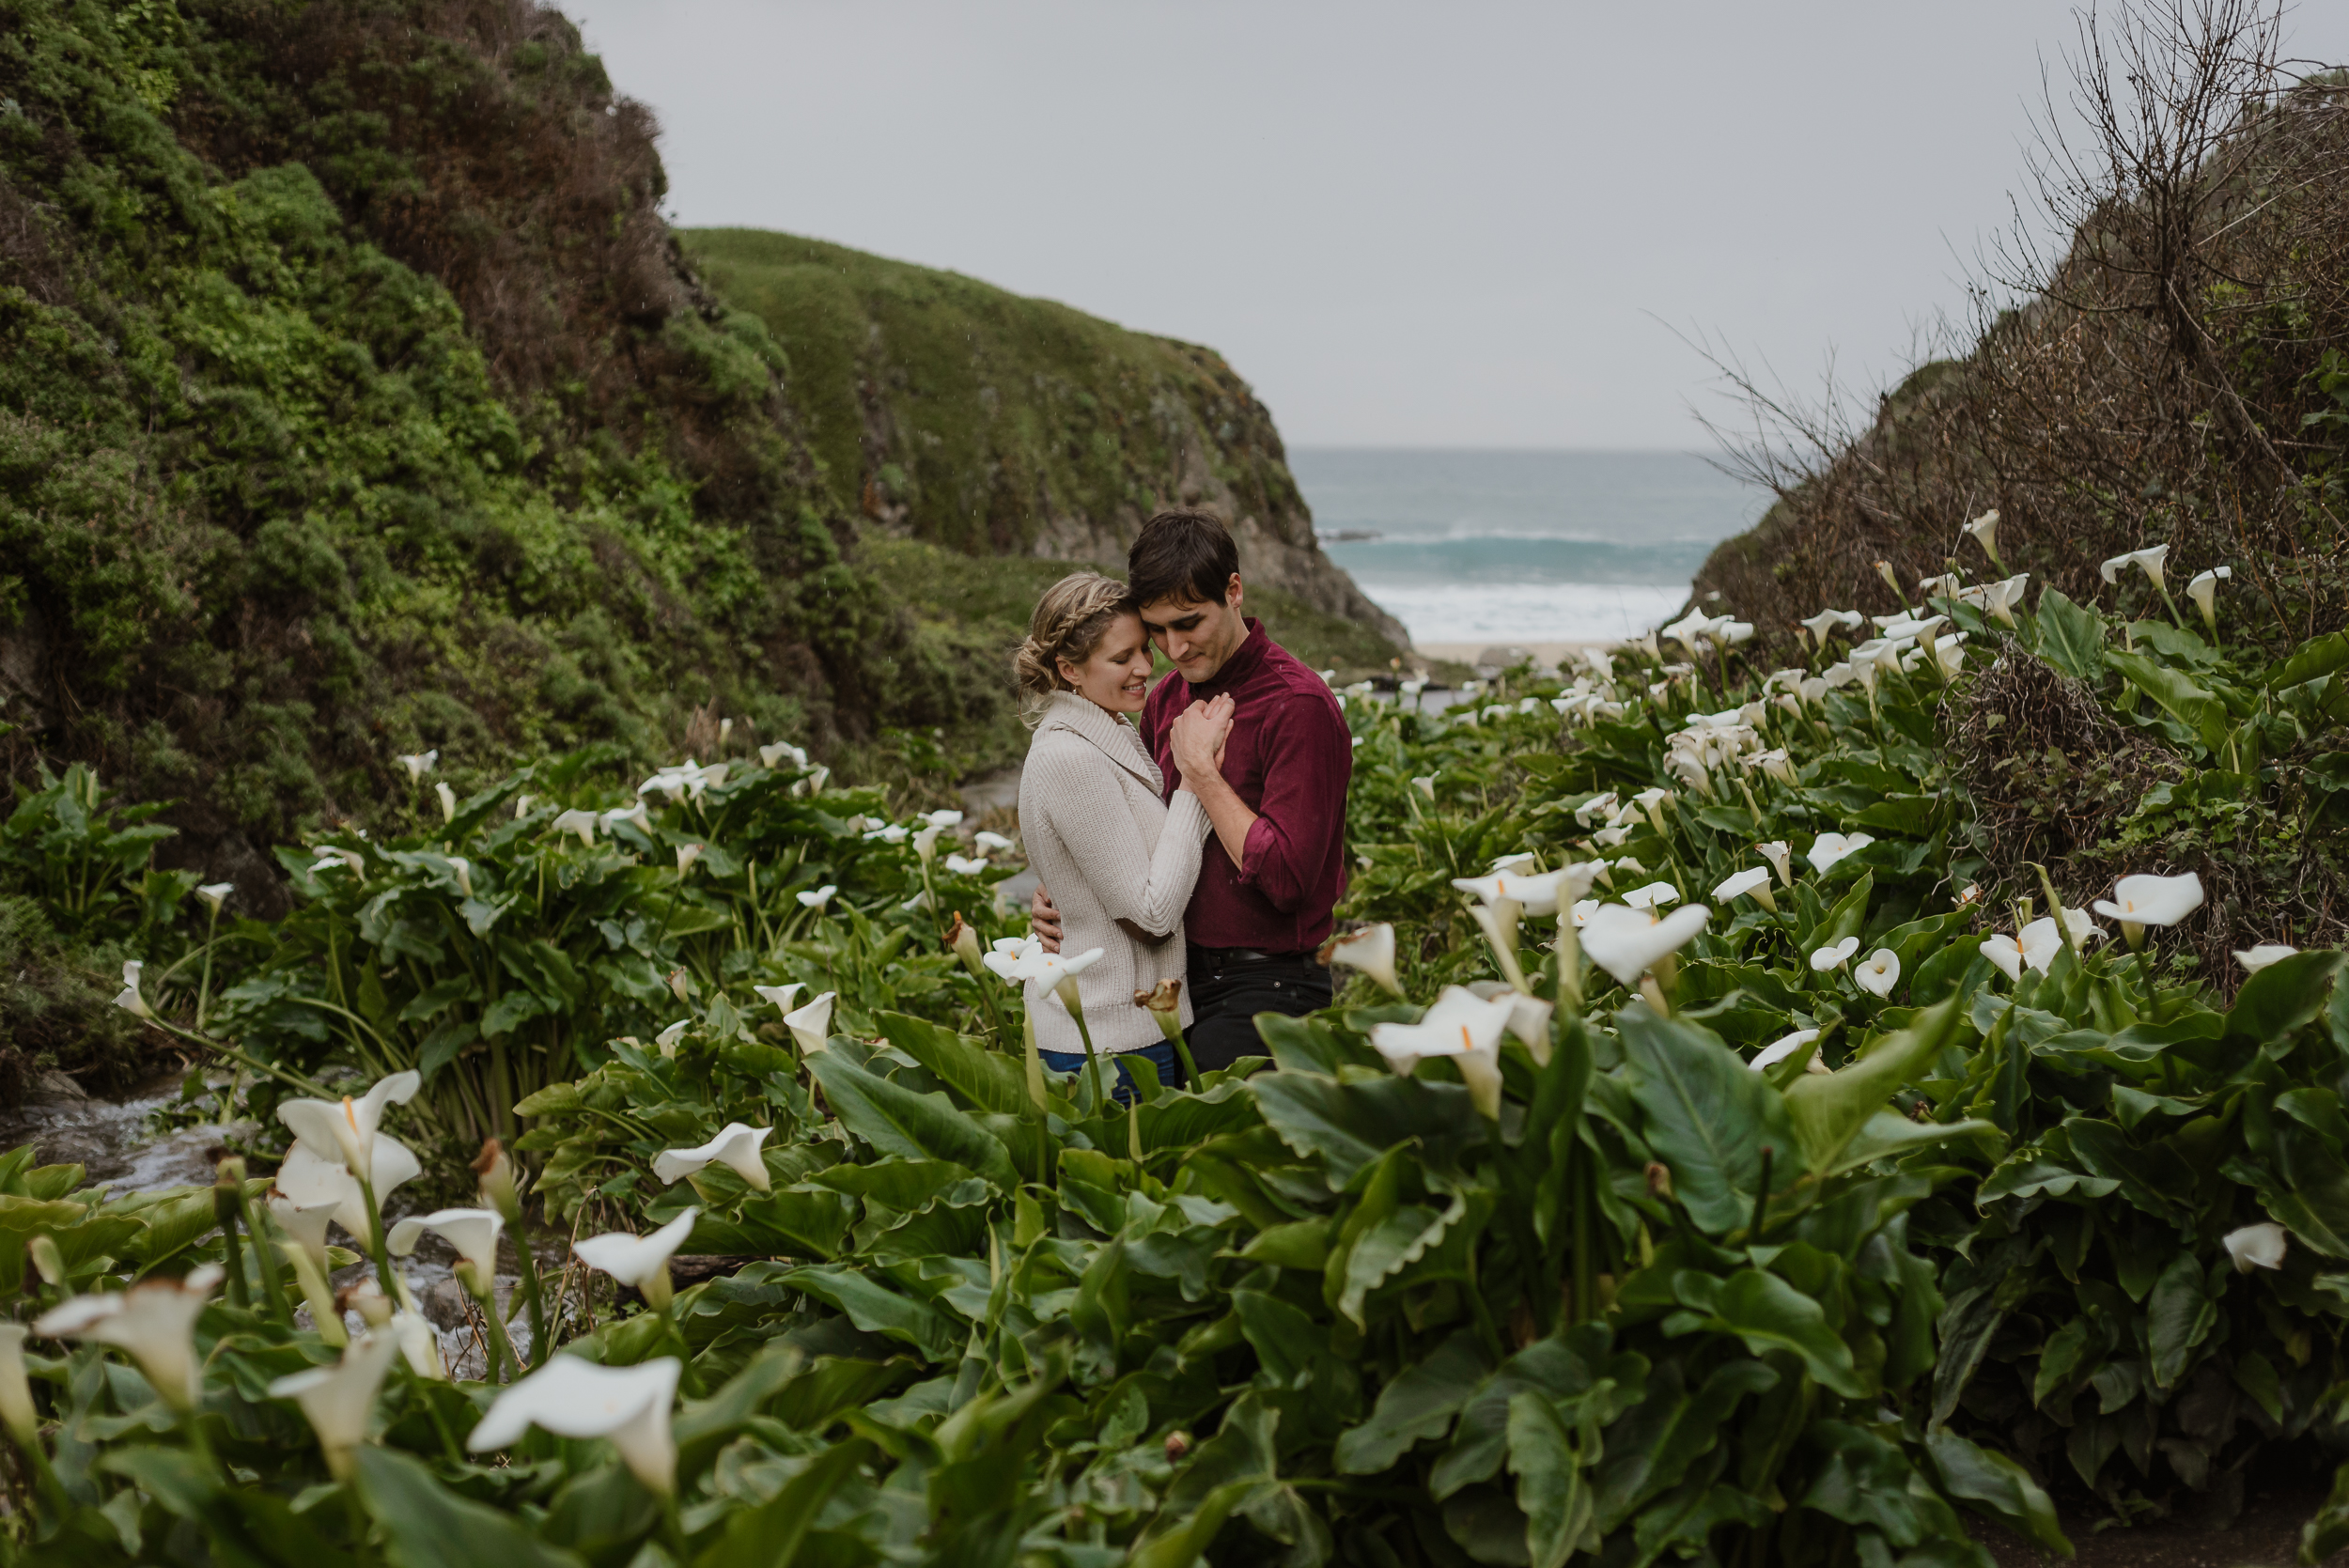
xmin=1170 ymin=694 xmax=1236 ymax=790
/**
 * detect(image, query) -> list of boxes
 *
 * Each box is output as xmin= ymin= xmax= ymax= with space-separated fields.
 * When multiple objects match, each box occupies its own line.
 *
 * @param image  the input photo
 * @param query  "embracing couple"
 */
xmin=1015 ymin=510 xmax=1352 ymax=1094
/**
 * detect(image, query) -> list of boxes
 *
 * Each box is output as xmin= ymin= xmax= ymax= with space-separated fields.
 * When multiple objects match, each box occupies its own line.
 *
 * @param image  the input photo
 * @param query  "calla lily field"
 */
xmin=18 ymin=562 xmax=2349 ymax=1565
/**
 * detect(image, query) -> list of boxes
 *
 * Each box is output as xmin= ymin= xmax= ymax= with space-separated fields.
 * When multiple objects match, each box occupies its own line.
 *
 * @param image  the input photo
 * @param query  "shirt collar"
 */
xmin=1190 ymin=618 xmax=1269 ymax=696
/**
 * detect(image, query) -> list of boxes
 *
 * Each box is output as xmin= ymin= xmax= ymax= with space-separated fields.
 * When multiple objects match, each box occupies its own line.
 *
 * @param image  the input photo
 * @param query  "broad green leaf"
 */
xmin=1617 ymin=1008 xmax=1794 ymax=1236
xmin=1252 ymin=1070 xmax=1487 ymax=1188
xmin=1827 ymin=1110 xmax=2002 ymax=1178
xmin=2032 ymin=587 xmax=2105 ymax=681
xmin=2227 ymin=950 xmax=2346 ymax=1045
xmin=1507 ymin=1391 xmax=1593 ymax=1568
xmin=775 ymin=1265 xmax=961 ymax=1360
xmin=807 ymin=1052 xmax=1019 ymax=1190
xmin=693 ymin=1437 xmax=870 ymax=1568
xmin=1589 ymin=1357 xmax=1775 ymax=1530
xmin=875 ymin=1011 xmax=1032 ymax=1117
xmin=2147 ymin=1251 xmax=2217 ymax=1388
xmin=2264 ymin=629 xmax=2349 ymax=690
xmin=354 ymin=1446 xmax=586 ymax=1568
xmin=1335 ymin=1330 xmax=1493 ymax=1474
xmin=1676 ymin=1269 xmax=1862 ymax=1397
xmin=2107 ymin=648 xmax=2228 ymax=755
xmin=1924 ymin=1430 xmax=2069 ymax=1556
xmin=1782 ymin=995 xmax=1963 ymax=1177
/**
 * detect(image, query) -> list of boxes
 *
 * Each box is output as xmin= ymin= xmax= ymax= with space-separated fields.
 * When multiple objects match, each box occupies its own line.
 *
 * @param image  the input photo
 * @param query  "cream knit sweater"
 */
xmin=1017 ymin=691 xmax=1210 ymax=1056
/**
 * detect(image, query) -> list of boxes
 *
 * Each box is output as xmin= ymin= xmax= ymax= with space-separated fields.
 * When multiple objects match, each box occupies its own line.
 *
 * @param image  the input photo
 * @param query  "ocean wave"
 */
xmin=1361 ymin=582 xmax=1691 ymax=645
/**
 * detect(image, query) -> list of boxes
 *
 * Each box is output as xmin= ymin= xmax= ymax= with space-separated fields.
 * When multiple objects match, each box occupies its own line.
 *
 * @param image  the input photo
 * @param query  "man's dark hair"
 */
xmin=1128 ymin=510 xmax=1239 ymax=609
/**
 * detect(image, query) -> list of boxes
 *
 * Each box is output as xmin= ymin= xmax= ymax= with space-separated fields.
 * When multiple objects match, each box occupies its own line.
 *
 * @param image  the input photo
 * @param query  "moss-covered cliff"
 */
xmin=687 ymin=229 xmax=1406 ymax=644
xmin=0 ymin=0 xmax=1399 ymax=887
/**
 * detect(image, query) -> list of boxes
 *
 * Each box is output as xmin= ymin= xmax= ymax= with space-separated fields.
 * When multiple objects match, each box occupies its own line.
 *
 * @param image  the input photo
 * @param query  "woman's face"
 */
xmin=1059 ymin=613 xmax=1155 ymax=715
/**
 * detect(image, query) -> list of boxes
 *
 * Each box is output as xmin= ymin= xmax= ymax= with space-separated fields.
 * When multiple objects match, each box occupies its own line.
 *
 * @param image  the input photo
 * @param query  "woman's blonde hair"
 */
xmin=1014 ymin=572 xmax=1137 ymax=716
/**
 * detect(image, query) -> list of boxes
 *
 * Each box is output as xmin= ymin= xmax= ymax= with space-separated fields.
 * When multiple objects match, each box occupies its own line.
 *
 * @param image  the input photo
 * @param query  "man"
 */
xmin=1031 ymin=510 xmax=1353 ymax=1076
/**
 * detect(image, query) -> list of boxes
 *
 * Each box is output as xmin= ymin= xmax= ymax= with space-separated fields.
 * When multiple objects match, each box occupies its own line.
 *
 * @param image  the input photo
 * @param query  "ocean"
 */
xmin=1289 ymin=448 xmax=1764 ymax=647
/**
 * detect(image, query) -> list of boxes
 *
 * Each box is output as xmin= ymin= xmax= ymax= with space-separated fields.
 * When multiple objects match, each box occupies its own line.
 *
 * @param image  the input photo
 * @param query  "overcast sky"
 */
xmin=570 ymin=1 xmax=2349 ymax=450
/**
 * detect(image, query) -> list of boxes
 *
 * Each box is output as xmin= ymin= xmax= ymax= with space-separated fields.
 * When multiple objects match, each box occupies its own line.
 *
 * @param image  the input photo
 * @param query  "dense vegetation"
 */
xmin=14 ymin=547 xmax=2349 ymax=1563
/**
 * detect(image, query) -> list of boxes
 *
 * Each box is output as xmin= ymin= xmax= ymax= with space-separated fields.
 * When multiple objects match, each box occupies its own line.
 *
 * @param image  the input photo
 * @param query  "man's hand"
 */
xmin=1030 ymin=883 xmax=1063 ymax=955
xmin=1170 ymin=694 xmax=1236 ymax=787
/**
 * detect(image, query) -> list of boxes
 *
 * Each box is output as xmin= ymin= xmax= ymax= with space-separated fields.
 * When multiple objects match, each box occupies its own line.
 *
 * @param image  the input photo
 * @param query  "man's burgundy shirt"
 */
xmin=1138 ymin=619 xmax=1351 ymax=954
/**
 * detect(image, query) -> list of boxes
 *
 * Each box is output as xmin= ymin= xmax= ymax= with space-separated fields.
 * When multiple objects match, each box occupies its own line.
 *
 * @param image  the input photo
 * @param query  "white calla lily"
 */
xmin=1806 ymin=831 xmax=1875 ymax=873
xmin=1982 ymin=934 xmax=2025 ymax=983
xmin=784 ymin=991 xmax=836 ymax=1054
xmin=435 ymin=782 xmax=457 ymax=822
xmin=1579 ymin=903 xmax=1710 ymax=987
xmin=943 ymin=853 xmax=988 ymax=875
xmin=386 ymin=1208 xmax=504 ymax=1289
xmin=653 ymin=1123 xmax=772 ymax=1191
xmin=194 ymin=882 xmax=233 ymax=915
xmin=2224 ymin=1222 xmax=2288 ymax=1273
xmin=1368 ymin=986 xmax=1514 ymax=1117
xmin=2018 ymin=909 xmax=2106 ymax=971
xmin=1750 ymin=1029 xmax=1821 ymax=1073
xmin=574 ymin=1210 xmax=697 ymax=1313
xmin=2091 ymin=872 xmax=2204 ymax=943
xmin=1622 ymin=881 xmax=1681 ymax=910
xmin=1854 ymin=948 xmax=1901 ymax=998
xmin=397 ymin=750 xmax=437 ymax=780
xmin=1811 ymin=937 xmax=1859 ymax=972
xmin=1800 ymin=608 xmax=1862 ymax=644
xmin=1323 ymin=924 xmax=1400 ymax=996
xmin=1963 ymin=509 xmax=1999 ymax=562
xmin=268 ymin=1331 xmax=400 ymax=1477
xmin=551 ymin=809 xmax=599 ymax=846
xmin=1713 ymin=867 xmax=1777 ymax=913
xmin=2099 ymin=545 xmax=2170 ymax=591
xmin=1450 ymin=868 xmax=1572 ymax=915
xmin=2235 ymin=943 xmax=2296 ymax=973
xmin=35 ymin=1264 xmax=225 ymax=1410
xmin=1755 ymin=840 xmax=1793 ymax=888
xmin=752 ymin=983 xmax=804 ymax=1015
xmin=278 ymin=1072 xmax=422 ymax=1189
xmin=468 ymin=1355 xmax=682 ymax=1495
xmin=0 ymin=1325 xmax=34 ymax=1450
xmin=974 ymin=831 xmax=1016 ymax=852
xmin=796 ymin=883 xmax=837 ymax=911
xmin=2187 ymin=566 xmax=2232 ymax=631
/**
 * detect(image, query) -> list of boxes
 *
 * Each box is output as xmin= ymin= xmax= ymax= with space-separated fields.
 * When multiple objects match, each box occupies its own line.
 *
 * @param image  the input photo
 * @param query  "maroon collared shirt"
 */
xmin=1138 ymin=619 xmax=1351 ymax=953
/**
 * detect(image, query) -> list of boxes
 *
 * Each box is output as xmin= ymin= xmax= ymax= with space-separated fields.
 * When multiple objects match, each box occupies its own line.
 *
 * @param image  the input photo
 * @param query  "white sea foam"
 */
xmin=1360 ymin=581 xmax=1689 ymax=645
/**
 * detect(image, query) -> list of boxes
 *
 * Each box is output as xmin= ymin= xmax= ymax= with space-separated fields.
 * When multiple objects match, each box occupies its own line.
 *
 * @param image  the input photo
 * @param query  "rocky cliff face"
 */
xmin=688 ymin=231 xmax=1408 ymax=646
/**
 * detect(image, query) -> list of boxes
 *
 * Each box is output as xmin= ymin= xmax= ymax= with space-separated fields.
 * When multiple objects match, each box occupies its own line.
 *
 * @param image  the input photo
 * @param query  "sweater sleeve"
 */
xmin=1236 ymin=691 xmax=1352 ymax=914
xmin=1034 ymin=743 xmax=1211 ymax=939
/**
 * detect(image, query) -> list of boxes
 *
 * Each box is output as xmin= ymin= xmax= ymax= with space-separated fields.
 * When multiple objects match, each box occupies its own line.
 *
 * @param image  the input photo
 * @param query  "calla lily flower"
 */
xmin=435 ymin=782 xmax=458 ymax=822
xmin=1579 ymin=903 xmax=1710 ymax=986
xmin=1811 ymin=937 xmax=1859 ymax=972
xmin=390 ymin=1310 xmax=444 ymax=1379
xmin=1487 ymin=850 xmax=1539 ymax=875
xmin=1714 ymin=867 xmax=1778 ymax=914
xmin=943 ymin=853 xmax=988 ymax=875
xmin=0 ymin=1325 xmax=36 ymax=1450
xmin=469 ymin=1355 xmax=683 ymax=1495
xmin=267 ymin=1188 xmax=340 ymax=1273
xmin=2018 ymin=909 xmax=2106 ymax=970
xmin=114 ymin=970 xmax=153 ymax=1018
xmin=653 ymin=1124 xmax=772 ymax=1191
xmin=575 ymin=1210 xmax=697 ymax=1313
xmin=602 ymin=800 xmax=651 ymax=835
xmin=2187 ymin=566 xmax=2232 ymax=632
xmin=398 ymin=751 xmax=437 ymax=781
xmin=2225 ymin=1222 xmax=2288 ymax=1273
xmin=793 ymin=765 xmax=831 ymax=796
xmin=796 ymin=883 xmax=837 ymax=911
xmin=195 ymin=882 xmax=233 ymax=915
xmin=1368 ymin=986 xmax=1514 ymax=1117
xmin=2236 ymin=943 xmax=2296 ymax=973
xmin=1623 ymin=881 xmax=1681 ymax=910
xmin=753 ymin=983 xmax=805 ymax=1015
xmin=2092 ymin=872 xmax=2204 ymax=944
xmin=983 ymin=939 xmax=1039 ymax=984
xmin=1821 ymin=661 xmax=1857 ymax=690
xmin=1963 ymin=509 xmax=2000 ymax=566
xmin=1630 ymin=786 xmax=1673 ymax=835
xmin=387 ymin=1208 xmax=505 ymax=1290
xmin=1806 ymin=831 xmax=1875 ymax=873
xmin=1854 ymin=948 xmax=1900 ymax=998
xmin=1917 ymin=572 xmax=1961 ymax=599
xmin=974 ymin=831 xmax=1016 ymax=852
xmin=1023 ymin=947 xmax=1107 ymax=1013
xmin=784 ymin=991 xmax=836 ymax=1054
xmin=445 ymin=857 xmax=474 ymax=899
xmin=912 ymin=825 xmax=944 ymax=862
xmin=1410 ymin=774 xmax=1437 ymax=799
xmin=654 ymin=1019 xmax=690 ymax=1057
xmin=675 ymin=843 xmax=704 ymax=876
xmin=1755 ymin=841 xmax=1794 ymax=887
xmin=2099 ymin=545 xmax=2169 ymax=591
xmin=1983 ymin=934 xmax=2026 ymax=983
xmin=1801 ymin=608 xmax=1863 ymax=644
xmin=1750 ymin=1029 xmax=1823 ymax=1073
xmin=925 ymin=809 xmax=964 ymax=829
xmin=863 ymin=822 xmax=910 ymax=845
xmin=279 ymin=1072 xmax=422 ymax=1189
xmin=274 ymin=1142 xmax=419 ymax=1252
xmin=759 ymin=741 xmax=806 ymax=769
xmin=1451 ymin=868 xmax=1574 ymax=914
xmin=1322 ymin=924 xmax=1401 ymax=995
xmin=269 ymin=1331 xmax=400 ymax=1478
xmin=35 ymin=1264 xmax=225 ymax=1410
xmin=550 ymin=809 xmax=599 ymax=846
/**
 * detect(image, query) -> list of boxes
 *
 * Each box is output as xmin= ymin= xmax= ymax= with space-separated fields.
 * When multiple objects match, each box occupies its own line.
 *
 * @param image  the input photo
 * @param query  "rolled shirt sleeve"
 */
xmin=1235 ymin=691 xmax=1351 ymax=913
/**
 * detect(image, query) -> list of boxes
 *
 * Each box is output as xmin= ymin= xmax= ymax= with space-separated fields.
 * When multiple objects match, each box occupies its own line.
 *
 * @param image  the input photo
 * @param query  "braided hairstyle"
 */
xmin=1014 ymin=572 xmax=1138 ymax=722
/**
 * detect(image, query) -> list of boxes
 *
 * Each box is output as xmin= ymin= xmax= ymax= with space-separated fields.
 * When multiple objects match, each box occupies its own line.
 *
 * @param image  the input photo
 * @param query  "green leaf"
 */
xmin=692 ymin=1438 xmax=870 ymax=1568
xmin=2226 ymin=950 xmax=2346 ymax=1044
xmin=875 ymin=1011 xmax=1032 ymax=1118
xmin=1781 ymin=995 xmax=1965 ymax=1177
xmin=1924 ymin=1429 xmax=2070 ymax=1556
xmin=1507 ymin=1391 xmax=1593 ymax=1568
xmin=2108 ymin=648 xmax=2228 ymax=755
xmin=2264 ymin=629 xmax=2349 ymax=691
xmin=2146 ymin=1251 xmax=2217 ymax=1388
xmin=807 ymin=1051 xmax=1019 ymax=1190
xmin=1335 ymin=1330 xmax=1493 ymax=1474
xmin=1252 ymin=1070 xmax=1488 ymax=1189
xmin=354 ymin=1446 xmax=586 ymax=1568
xmin=2033 ymin=587 xmax=2106 ymax=681
xmin=1678 ymin=1269 xmax=1863 ymax=1397
xmin=1616 ymin=1008 xmax=1793 ymax=1235
xmin=774 ymin=1265 xmax=961 ymax=1360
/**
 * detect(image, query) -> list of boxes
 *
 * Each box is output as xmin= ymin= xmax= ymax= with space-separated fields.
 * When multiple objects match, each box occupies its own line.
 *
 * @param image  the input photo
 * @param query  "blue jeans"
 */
xmin=1038 ymin=1040 xmax=1183 ymax=1103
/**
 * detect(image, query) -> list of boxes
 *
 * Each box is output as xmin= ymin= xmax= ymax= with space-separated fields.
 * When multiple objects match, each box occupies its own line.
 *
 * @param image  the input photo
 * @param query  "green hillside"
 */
xmin=0 ymin=0 xmax=1401 ymax=893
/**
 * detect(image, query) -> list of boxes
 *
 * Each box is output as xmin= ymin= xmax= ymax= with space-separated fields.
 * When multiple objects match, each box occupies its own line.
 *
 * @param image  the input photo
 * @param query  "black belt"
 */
xmin=1194 ymin=946 xmax=1314 ymax=965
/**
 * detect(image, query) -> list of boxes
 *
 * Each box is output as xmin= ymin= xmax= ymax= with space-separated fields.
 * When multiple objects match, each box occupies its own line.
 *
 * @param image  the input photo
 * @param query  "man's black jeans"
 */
xmin=1186 ymin=948 xmax=1332 ymax=1076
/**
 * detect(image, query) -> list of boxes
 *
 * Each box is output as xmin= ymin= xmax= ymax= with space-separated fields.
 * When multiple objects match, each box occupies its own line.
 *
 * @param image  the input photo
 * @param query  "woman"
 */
xmin=1014 ymin=572 xmax=1232 ymax=1096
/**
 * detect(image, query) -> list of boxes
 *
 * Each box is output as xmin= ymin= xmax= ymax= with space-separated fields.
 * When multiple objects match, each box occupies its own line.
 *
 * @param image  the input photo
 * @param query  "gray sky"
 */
xmin=571 ymin=1 xmax=2349 ymax=450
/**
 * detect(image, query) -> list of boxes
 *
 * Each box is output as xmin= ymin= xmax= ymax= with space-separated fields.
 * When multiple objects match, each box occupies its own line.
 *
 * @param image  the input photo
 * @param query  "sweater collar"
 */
xmin=1042 ymin=690 xmax=1159 ymax=786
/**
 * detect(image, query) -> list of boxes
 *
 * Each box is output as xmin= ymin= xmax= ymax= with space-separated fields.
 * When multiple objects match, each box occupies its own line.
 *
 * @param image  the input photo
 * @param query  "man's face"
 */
xmin=1137 ymin=575 xmax=1248 ymax=685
